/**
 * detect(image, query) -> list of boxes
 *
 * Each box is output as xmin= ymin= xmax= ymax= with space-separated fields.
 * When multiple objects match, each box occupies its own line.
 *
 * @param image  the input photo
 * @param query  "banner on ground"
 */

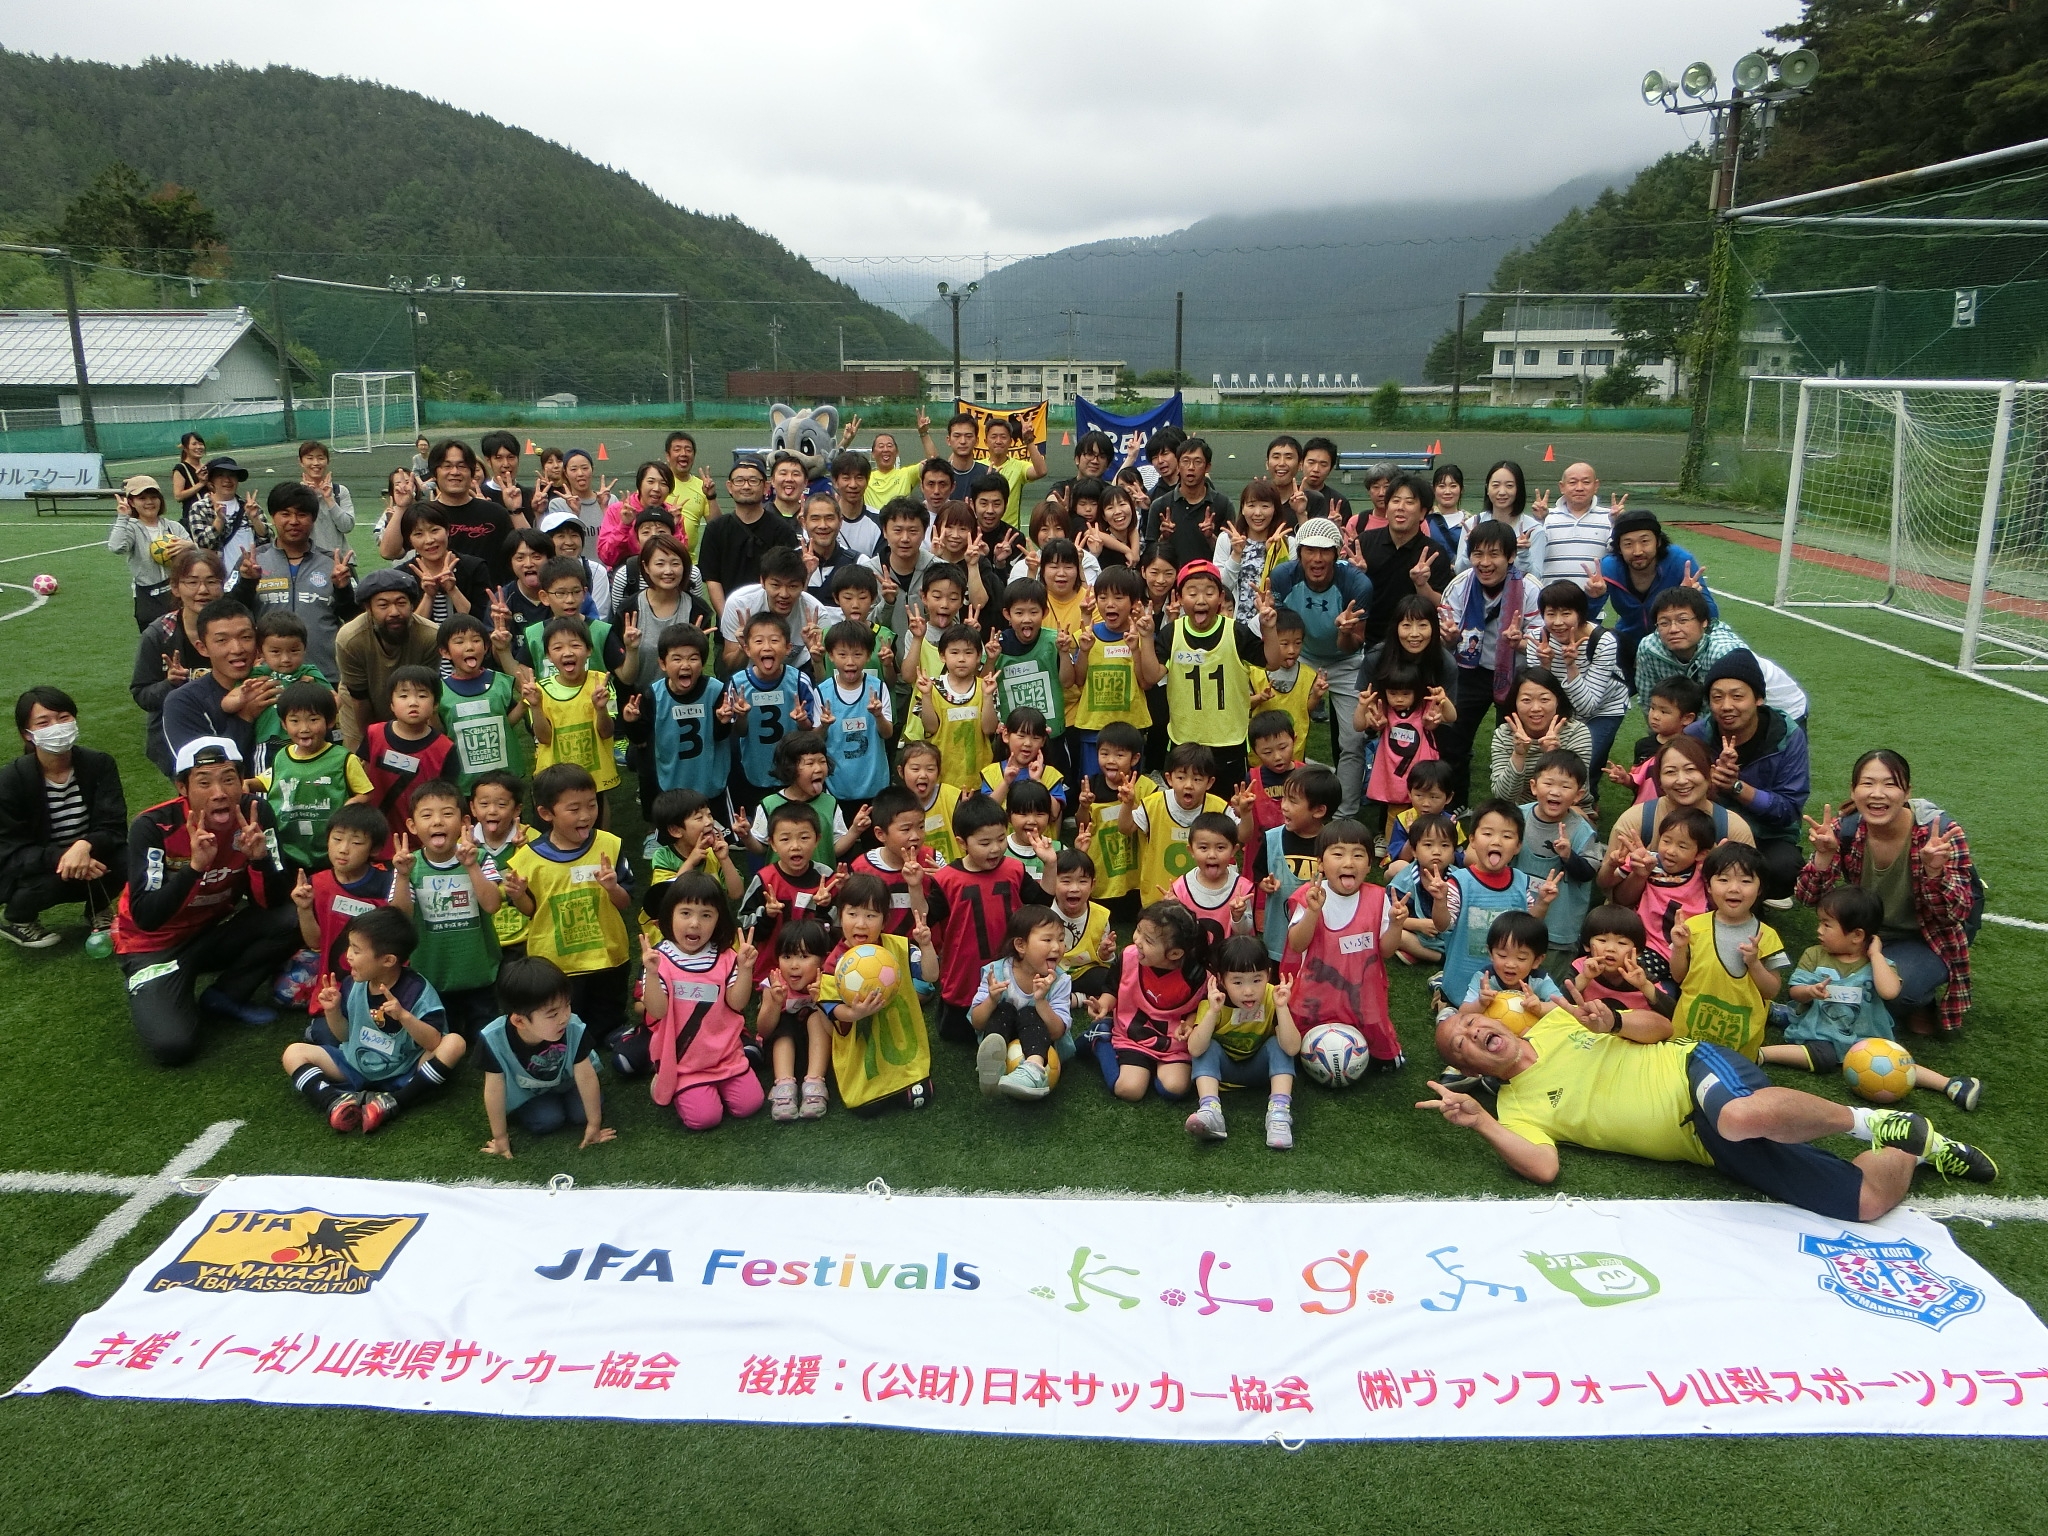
xmin=18 ymin=1177 xmax=2046 ymax=1440
xmin=1075 ymin=393 xmax=1183 ymax=466
xmin=952 ymin=399 xmax=1047 ymax=453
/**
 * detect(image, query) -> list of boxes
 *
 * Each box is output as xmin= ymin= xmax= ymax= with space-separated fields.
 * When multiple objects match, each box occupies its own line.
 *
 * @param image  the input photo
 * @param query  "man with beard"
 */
xmin=698 ymin=453 xmax=800 ymax=612
xmin=114 ymin=737 xmax=299 ymax=1064
xmin=334 ymin=569 xmax=439 ymax=749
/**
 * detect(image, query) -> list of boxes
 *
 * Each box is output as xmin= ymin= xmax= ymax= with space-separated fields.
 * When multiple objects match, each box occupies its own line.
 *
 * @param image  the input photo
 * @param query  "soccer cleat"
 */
xmin=1945 ymin=1076 xmax=1983 ymax=1112
xmin=358 ymin=1092 xmax=398 ymax=1134
xmin=1865 ymin=1109 xmax=1931 ymax=1160
xmin=200 ymin=986 xmax=278 ymax=1027
xmin=769 ymin=1078 xmax=798 ymax=1122
xmin=1184 ymin=1099 xmax=1227 ymax=1140
xmin=799 ymin=1076 xmax=828 ymax=1119
xmin=998 ymin=1062 xmax=1051 ymax=1102
xmin=1923 ymin=1130 xmax=1997 ymax=1184
xmin=0 ymin=919 xmax=60 ymax=948
xmin=975 ymin=1033 xmax=1007 ymax=1096
xmin=327 ymin=1092 xmax=363 ymax=1133
xmin=1265 ymin=1104 xmax=1294 ymax=1150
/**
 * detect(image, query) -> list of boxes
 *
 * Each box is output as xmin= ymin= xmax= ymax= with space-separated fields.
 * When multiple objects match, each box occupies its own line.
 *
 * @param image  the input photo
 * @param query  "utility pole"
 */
xmin=662 ymin=302 xmax=675 ymax=405
xmin=59 ymin=254 xmax=98 ymax=453
xmin=1173 ymin=291 xmax=1184 ymax=384
xmin=1450 ymin=293 xmax=1467 ymax=427
xmin=1679 ymin=88 xmax=1748 ymax=496
xmin=270 ymin=276 xmax=297 ymax=439
xmin=681 ymin=295 xmax=695 ymax=421
xmin=768 ymin=314 xmax=783 ymax=373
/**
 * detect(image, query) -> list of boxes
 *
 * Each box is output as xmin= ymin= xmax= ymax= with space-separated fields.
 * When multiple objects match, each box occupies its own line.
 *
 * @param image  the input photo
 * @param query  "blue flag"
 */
xmin=1074 ymin=393 xmax=1184 ymax=467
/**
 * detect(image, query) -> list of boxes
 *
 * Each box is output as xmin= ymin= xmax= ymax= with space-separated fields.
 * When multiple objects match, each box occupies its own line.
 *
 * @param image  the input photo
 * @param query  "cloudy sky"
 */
xmin=13 ymin=0 xmax=1791 ymax=262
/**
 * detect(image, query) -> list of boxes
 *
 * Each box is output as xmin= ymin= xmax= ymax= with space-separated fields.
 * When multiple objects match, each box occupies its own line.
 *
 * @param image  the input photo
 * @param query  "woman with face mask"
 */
xmin=0 ymin=686 xmax=129 ymax=952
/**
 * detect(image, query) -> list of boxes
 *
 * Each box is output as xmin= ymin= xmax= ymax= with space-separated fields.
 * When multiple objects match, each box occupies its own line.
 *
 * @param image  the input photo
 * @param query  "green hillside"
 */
xmin=0 ymin=50 xmax=938 ymax=403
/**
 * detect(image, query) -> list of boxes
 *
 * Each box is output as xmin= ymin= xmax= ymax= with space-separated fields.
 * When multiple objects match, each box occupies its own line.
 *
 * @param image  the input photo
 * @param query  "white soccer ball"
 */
xmin=31 ymin=573 xmax=58 ymax=596
xmin=1299 ymin=1023 xmax=1370 ymax=1088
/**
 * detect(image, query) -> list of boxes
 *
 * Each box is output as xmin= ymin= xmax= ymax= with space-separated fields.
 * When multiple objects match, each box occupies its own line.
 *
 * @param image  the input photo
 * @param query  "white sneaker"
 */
xmin=1266 ymin=1104 xmax=1294 ymax=1150
xmin=997 ymin=1061 xmax=1050 ymax=1101
xmin=976 ymin=1033 xmax=1007 ymax=1096
xmin=1185 ymin=1099 xmax=1228 ymax=1140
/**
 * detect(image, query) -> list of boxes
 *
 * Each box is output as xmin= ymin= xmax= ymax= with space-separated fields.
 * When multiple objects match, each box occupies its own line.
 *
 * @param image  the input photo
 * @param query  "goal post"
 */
xmin=1773 ymin=376 xmax=2048 ymax=675
xmin=328 ymin=371 xmax=420 ymax=453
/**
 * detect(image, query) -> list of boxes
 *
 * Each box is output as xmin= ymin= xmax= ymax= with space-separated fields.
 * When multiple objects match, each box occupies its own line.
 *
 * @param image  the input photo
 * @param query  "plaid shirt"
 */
xmin=1631 ymin=620 xmax=1744 ymax=700
xmin=1794 ymin=815 xmax=1976 ymax=1034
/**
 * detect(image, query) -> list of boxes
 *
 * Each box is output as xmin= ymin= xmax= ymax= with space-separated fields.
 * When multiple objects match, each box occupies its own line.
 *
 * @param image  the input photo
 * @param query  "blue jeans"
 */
xmin=515 ymin=1086 xmax=589 ymax=1135
xmin=1584 ymin=712 xmax=1625 ymax=783
xmin=1190 ymin=1034 xmax=1295 ymax=1088
xmin=1880 ymin=936 xmax=1951 ymax=1026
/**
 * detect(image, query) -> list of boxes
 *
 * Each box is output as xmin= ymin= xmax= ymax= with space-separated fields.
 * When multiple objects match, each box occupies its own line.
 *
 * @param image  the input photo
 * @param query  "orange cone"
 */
xmin=1543 ymin=443 xmax=1555 ymax=463
xmin=1428 ymin=438 xmax=1441 ymax=454
xmin=1060 ymin=430 xmax=1071 ymax=446
xmin=525 ymin=438 xmax=540 ymax=454
xmin=597 ymin=443 xmax=609 ymax=461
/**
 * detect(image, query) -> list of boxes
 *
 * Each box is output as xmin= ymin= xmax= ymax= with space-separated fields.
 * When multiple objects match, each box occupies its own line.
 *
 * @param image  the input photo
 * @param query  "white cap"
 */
xmin=1296 ymin=517 xmax=1343 ymax=549
xmin=539 ymin=505 xmax=583 ymax=535
xmin=173 ymin=736 xmax=245 ymax=775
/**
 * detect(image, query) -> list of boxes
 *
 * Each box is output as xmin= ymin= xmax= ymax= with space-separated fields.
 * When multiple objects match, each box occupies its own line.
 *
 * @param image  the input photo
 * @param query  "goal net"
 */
xmin=328 ymin=371 xmax=420 ymax=453
xmin=1774 ymin=378 xmax=2048 ymax=673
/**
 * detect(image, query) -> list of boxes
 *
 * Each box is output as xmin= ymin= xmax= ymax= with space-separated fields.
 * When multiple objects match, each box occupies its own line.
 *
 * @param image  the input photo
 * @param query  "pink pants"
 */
xmin=676 ymin=1069 xmax=765 ymax=1130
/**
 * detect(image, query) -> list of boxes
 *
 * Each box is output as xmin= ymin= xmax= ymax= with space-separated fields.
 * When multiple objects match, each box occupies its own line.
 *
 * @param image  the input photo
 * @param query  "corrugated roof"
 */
xmin=0 ymin=309 xmax=262 ymax=387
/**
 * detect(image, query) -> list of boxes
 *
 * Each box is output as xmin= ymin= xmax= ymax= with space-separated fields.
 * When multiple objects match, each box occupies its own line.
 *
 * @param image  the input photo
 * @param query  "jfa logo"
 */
xmin=1800 ymin=1231 xmax=1985 ymax=1331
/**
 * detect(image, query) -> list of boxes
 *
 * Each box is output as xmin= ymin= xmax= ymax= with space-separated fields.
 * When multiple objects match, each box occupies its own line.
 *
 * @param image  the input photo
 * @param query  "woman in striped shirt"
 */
xmin=0 ymin=686 xmax=128 ymax=949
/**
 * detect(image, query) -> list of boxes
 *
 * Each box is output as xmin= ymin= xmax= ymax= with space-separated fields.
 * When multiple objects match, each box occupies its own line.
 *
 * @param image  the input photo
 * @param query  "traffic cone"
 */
xmin=1543 ymin=443 xmax=1555 ymax=463
xmin=1060 ymin=430 xmax=1071 ymax=446
xmin=525 ymin=438 xmax=540 ymax=454
xmin=1428 ymin=438 xmax=1441 ymax=454
xmin=597 ymin=443 xmax=609 ymax=461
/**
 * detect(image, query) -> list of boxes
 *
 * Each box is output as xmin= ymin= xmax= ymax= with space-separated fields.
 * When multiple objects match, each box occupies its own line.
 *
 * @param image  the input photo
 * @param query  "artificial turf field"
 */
xmin=2 ymin=444 xmax=2046 ymax=1534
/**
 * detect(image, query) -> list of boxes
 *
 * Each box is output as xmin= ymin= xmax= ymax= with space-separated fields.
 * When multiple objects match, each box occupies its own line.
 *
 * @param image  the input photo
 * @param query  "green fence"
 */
xmin=0 ymin=408 xmax=337 ymax=463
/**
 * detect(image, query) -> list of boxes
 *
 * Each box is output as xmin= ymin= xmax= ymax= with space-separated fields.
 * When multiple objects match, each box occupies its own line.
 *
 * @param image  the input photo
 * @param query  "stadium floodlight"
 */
xmin=1776 ymin=48 xmax=1820 ymax=89
xmin=1641 ymin=69 xmax=1671 ymax=105
xmin=1732 ymin=52 xmax=1770 ymax=92
xmin=1681 ymin=61 xmax=1716 ymax=98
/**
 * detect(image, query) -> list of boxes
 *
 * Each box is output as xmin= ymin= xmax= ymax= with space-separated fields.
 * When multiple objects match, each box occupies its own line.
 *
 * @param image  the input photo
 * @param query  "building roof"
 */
xmin=0 ymin=308 xmax=279 ymax=388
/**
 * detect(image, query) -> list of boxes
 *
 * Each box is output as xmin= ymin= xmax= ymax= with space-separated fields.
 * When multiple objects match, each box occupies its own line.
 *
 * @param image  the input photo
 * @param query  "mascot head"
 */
xmin=768 ymin=403 xmax=839 ymax=485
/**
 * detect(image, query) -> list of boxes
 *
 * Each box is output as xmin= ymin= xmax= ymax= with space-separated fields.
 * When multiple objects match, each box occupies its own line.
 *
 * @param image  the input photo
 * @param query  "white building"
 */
xmin=844 ymin=358 xmax=1123 ymax=406
xmin=1482 ymin=302 xmax=1796 ymax=406
xmin=0 ymin=307 xmax=306 ymax=422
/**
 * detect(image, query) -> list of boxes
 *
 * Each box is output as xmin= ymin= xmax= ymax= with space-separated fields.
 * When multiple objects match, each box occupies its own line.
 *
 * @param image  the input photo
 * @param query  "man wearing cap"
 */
xmin=107 ymin=473 xmax=190 ymax=629
xmin=162 ymin=597 xmax=272 ymax=770
xmin=1687 ymin=648 xmax=1811 ymax=902
xmin=333 ymin=569 xmax=440 ymax=750
xmin=1269 ymin=519 xmax=1376 ymax=816
xmin=113 ymin=737 xmax=298 ymax=1064
xmin=229 ymin=482 xmax=359 ymax=682
xmin=1590 ymin=510 xmax=1718 ymax=682
xmin=697 ymin=453 xmax=801 ymax=613
xmin=1148 ymin=437 xmax=1233 ymax=570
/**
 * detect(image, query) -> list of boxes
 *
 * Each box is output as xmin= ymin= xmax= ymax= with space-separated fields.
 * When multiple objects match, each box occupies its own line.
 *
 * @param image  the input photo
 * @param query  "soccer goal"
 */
xmin=1773 ymin=377 xmax=2048 ymax=675
xmin=328 ymin=371 xmax=420 ymax=453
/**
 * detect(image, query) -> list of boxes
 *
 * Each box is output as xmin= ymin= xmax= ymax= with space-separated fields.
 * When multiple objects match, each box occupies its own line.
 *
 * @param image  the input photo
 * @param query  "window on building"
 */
xmin=1640 ymin=354 xmax=1664 ymax=366
xmin=1498 ymin=349 xmax=1514 ymax=365
xmin=1744 ymin=350 xmax=1759 ymax=367
xmin=1522 ymin=350 xmax=1540 ymax=366
xmin=1583 ymin=349 xmax=1615 ymax=367
xmin=1557 ymin=350 xmax=1574 ymax=366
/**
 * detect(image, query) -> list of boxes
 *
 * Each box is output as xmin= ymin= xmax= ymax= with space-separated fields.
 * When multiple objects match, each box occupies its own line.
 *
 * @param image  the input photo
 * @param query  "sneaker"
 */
xmin=997 ymin=1062 xmax=1051 ymax=1101
xmin=976 ymin=1033 xmax=1008 ymax=1096
xmin=1434 ymin=1066 xmax=1486 ymax=1096
xmin=1767 ymin=1003 xmax=1798 ymax=1032
xmin=642 ymin=832 xmax=661 ymax=862
xmin=327 ymin=1092 xmax=363 ymax=1133
xmin=1266 ymin=1104 xmax=1294 ymax=1150
xmin=901 ymin=1077 xmax=934 ymax=1111
xmin=199 ymin=986 xmax=278 ymax=1027
xmin=0 ymin=918 xmax=60 ymax=948
xmin=1762 ymin=895 xmax=1795 ymax=910
xmin=799 ymin=1076 xmax=828 ymax=1119
xmin=769 ymin=1078 xmax=798 ymax=1122
xmin=1945 ymin=1076 xmax=1983 ymax=1112
xmin=1865 ymin=1109 xmax=1931 ymax=1159
xmin=1366 ymin=1051 xmax=1406 ymax=1075
xmin=1184 ymin=1099 xmax=1228 ymax=1140
xmin=358 ymin=1092 xmax=398 ymax=1134
xmin=1922 ymin=1129 xmax=1997 ymax=1184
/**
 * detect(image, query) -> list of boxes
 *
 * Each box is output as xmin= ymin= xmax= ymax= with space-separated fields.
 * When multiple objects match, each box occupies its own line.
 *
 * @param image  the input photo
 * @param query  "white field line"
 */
xmin=4 ymin=1119 xmax=245 ymax=1283
xmin=0 ymin=582 xmax=48 ymax=622
xmin=0 ymin=539 xmax=103 ymax=563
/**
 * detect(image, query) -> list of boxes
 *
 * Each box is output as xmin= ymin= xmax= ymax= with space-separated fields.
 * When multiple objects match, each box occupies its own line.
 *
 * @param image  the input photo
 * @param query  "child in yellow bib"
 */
xmin=1668 ymin=842 xmax=1788 ymax=1062
xmin=1247 ymin=607 xmax=1324 ymax=750
xmin=897 ymin=743 xmax=962 ymax=867
xmin=526 ymin=617 xmax=619 ymax=794
xmin=1119 ymin=742 xmax=1228 ymax=907
xmin=1162 ymin=560 xmax=1280 ymax=798
xmin=914 ymin=622 xmax=995 ymax=790
xmin=1064 ymin=565 xmax=1161 ymax=779
xmin=504 ymin=763 xmax=634 ymax=1037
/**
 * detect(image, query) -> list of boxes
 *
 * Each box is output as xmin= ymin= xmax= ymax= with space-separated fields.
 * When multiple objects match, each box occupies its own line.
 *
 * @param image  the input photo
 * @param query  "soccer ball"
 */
xmin=1299 ymin=1023 xmax=1370 ymax=1088
xmin=1842 ymin=1037 xmax=1916 ymax=1103
xmin=1008 ymin=1036 xmax=1061 ymax=1089
xmin=148 ymin=533 xmax=181 ymax=566
xmin=1484 ymin=987 xmax=1540 ymax=1037
xmin=834 ymin=943 xmax=899 ymax=1004
xmin=30 ymin=573 xmax=58 ymax=596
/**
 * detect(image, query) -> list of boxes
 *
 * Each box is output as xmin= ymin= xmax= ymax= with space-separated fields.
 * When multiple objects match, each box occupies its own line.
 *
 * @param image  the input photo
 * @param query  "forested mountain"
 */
xmin=0 ymin=50 xmax=937 ymax=402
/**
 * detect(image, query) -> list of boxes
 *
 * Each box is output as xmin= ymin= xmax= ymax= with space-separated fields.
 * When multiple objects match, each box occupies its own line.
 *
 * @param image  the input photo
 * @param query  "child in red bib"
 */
xmin=1284 ymin=818 xmax=1401 ymax=1068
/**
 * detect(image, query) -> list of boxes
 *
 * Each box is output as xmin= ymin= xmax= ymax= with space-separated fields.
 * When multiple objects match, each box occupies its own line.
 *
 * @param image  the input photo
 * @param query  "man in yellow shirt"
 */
xmin=1420 ymin=1003 xmax=1995 ymax=1220
xmin=977 ymin=415 xmax=1045 ymax=529
xmin=663 ymin=430 xmax=716 ymax=555
xmin=863 ymin=431 xmax=921 ymax=509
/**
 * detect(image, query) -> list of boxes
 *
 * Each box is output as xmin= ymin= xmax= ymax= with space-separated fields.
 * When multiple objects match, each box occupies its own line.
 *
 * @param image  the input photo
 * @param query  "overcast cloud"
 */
xmin=11 ymin=0 xmax=1791 ymax=260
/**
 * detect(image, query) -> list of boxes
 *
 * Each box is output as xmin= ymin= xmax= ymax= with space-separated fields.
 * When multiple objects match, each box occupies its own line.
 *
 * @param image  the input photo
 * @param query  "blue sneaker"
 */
xmin=200 ymin=986 xmax=278 ymax=1027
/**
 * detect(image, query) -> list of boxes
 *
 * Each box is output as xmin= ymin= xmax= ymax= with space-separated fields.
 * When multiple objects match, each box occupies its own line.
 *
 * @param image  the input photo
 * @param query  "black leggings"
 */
xmin=119 ymin=901 xmax=303 ymax=1067
xmin=4 ymin=865 xmax=126 ymax=924
xmin=1756 ymin=838 xmax=1805 ymax=903
xmin=1438 ymin=666 xmax=1505 ymax=809
xmin=980 ymin=998 xmax=1054 ymax=1062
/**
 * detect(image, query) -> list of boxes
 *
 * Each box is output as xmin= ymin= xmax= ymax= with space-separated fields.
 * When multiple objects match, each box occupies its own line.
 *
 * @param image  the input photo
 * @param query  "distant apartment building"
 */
xmin=844 ymin=359 xmax=1123 ymax=406
xmin=1482 ymin=302 xmax=1796 ymax=405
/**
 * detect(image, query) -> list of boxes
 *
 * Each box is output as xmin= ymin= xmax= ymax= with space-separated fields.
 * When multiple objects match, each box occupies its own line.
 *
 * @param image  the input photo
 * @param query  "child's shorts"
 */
xmin=307 ymin=1017 xmax=421 ymax=1094
xmin=1189 ymin=1035 xmax=1295 ymax=1086
xmin=1780 ymin=1037 xmax=1859 ymax=1073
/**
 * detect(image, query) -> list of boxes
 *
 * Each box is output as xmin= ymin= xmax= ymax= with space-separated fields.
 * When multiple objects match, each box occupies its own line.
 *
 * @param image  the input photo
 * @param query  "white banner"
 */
xmin=0 ymin=453 xmax=103 ymax=497
xmin=17 ymin=1176 xmax=2047 ymax=1440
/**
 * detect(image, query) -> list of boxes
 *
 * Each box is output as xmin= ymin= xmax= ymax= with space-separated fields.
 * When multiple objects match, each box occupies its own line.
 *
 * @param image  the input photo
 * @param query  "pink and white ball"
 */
xmin=30 ymin=573 xmax=58 ymax=596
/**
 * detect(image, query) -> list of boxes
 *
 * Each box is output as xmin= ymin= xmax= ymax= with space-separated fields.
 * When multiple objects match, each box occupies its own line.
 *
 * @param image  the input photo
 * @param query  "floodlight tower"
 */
xmin=1643 ymin=49 xmax=1821 ymax=491
xmin=937 ymin=280 xmax=978 ymax=398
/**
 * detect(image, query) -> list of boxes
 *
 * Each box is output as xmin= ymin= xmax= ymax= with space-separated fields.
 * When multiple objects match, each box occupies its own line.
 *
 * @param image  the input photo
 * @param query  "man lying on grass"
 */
xmin=1422 ymin=1000 xmax=1995 ymax=1220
